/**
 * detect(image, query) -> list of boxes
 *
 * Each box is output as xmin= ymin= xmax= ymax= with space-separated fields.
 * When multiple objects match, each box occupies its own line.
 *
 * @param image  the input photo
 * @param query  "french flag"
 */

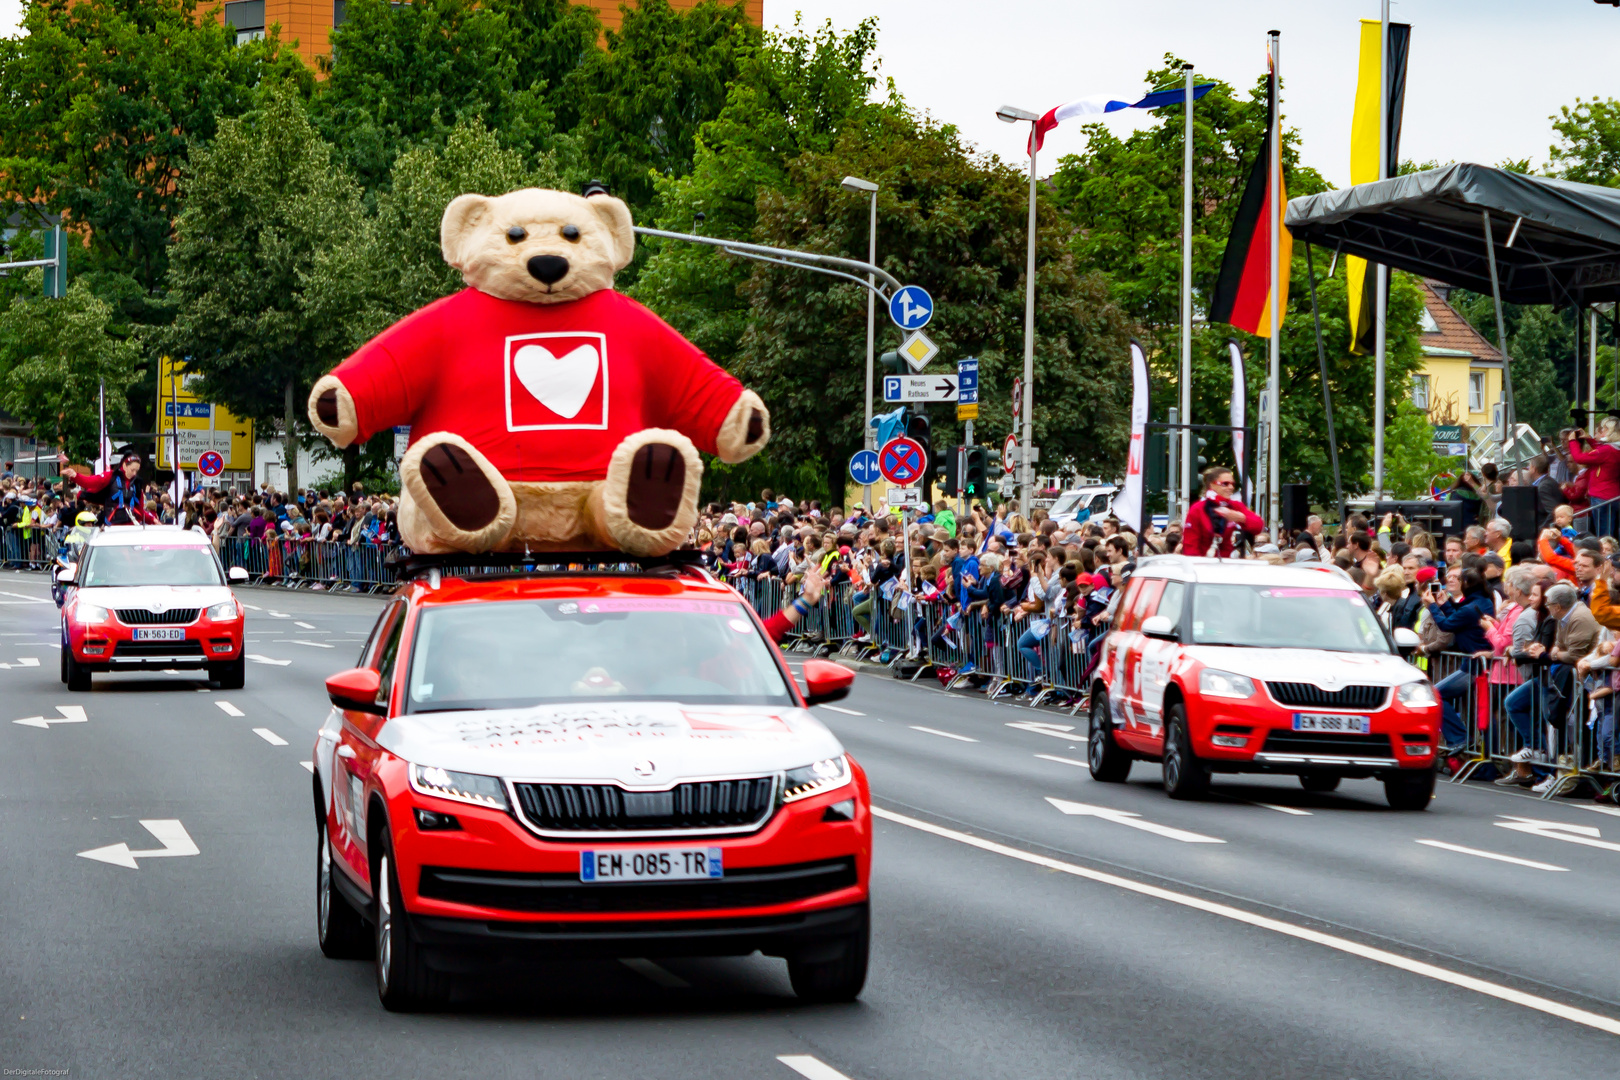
xmin=1030 ymin=84 xmax=1214 ymax=153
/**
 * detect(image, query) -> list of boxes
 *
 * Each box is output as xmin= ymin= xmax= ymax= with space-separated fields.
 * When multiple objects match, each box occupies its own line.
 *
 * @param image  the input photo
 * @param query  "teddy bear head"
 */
xmin=440 ymin=187 xmax=635 ymax=305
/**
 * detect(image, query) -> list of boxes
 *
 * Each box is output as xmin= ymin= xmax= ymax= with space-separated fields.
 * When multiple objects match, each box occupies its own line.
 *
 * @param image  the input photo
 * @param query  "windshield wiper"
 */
xmin=1193 ymin=641 xmax=1260 ymax=648
xmin=411 ymin=706 xmax=489 ymax=714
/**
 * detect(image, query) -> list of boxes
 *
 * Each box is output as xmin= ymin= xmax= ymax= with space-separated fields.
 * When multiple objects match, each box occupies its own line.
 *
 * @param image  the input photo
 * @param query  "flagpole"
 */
xmin=1373 ymin=0 xmax=1389 ymax=501
xmin=1267 ymin=30 xmax=1281 ymax=531
xmin=1179 ymin=61 xmax=1194 ymax=521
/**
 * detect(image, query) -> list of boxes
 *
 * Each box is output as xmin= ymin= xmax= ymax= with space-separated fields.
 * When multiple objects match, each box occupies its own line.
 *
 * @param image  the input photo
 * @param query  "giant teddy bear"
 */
xmin=306 ymin=185 xmax=770 ymax=556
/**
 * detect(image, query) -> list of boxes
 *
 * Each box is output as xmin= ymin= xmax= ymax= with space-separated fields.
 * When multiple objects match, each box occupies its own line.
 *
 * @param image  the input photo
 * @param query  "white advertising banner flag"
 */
xmin=1229 ymin=339 xmax=1247 ymax=498
xmin=1112 ymin=340 xmax=1151 ymax=534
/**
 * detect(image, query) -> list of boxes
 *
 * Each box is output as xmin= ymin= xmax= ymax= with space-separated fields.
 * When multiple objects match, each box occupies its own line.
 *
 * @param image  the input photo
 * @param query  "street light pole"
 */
xmin=1179 ymin=62 xmax=1195 ymax=522
xmin=842 ymin=175 xmax=880 ymax=513
xmin=997 ymin=104 xmax=1041 ymax=518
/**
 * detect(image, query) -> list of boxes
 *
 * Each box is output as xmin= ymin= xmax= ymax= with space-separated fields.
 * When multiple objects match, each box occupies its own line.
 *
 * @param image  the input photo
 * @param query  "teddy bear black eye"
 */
xmin=561 ymin=224 xmax=581 ymax=242
xmin=507 ymin=226 xmax=527 ymax=244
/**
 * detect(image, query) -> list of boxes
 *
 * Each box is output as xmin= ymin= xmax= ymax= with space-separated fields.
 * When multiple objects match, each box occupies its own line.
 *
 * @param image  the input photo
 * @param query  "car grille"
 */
xmin=512 ymin=778 xmax=777 ymax=834
xmin=113 ymin=640 xmax=204 ymax=657
xmin=417 ymin=857 xmax=858 ymax=914
xmin=1260 ymin=730 xmax=1395 ymax=758
xmin=1266 ymin=681 xmax=1388 ymax=710
xmin=116 ymin=608 xmax=199 ymax=625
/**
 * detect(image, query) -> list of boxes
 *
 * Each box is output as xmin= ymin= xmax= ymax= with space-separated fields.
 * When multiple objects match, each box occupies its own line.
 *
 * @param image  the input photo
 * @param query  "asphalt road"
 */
xmin=4 ymin=569 xmax=1620 ymax=1078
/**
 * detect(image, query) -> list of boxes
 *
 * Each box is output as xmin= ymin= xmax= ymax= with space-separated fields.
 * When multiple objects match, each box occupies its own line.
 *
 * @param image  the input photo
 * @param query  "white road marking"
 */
xmin=267 ymin=611 xmax=289 ymax=618
xmin=215 ymin=701 xmax=244 ymax=717
xmin=77 ymin=819 xmax=199 ymax=869
xmin=1007 ymin=720 xmax=1087 ymax=742
xmin=300 ymin=761 xmax=315 ymax=773
xmin=817 ymin=705 xmax=865 ymax=716
xmin=910 ymin=725 xmax=978 ymax=742
xmin=1416 ymin=839 xmax=1568 ymax=872
xmin=13 ymin=705 xmax=88 ymax=729
xmin=875 ymin=806 xmax=1620 ymax=1037
xmin=777 ymin=1056 xmax=855 ymax=1080
xmin=295 ymin=621 xmax=316 ymax=630
xmin=1253 ymin=803 xmax=1313 ymax=816
xmin=246 ymin=654 xmax=291 ymax=666
xmin=619 ymin=958 xmax=690 ymax=988
xmin=1496 ymin=815 xmax=1620 ymax=853
xmin=253 ymin=728 xmax=288 ymax=746
xmin=239 ymin=603 xmax=261 ymax=611
xmin=289 ymin=639 xmax=334 ymax=649
xmin=1036 ymin=753 xmax=1089 ymax=767
xmin=0 ymin=656 xmax=41 ymax=669
xmin=1580 ymin=805 xmax=1620 ymax=818
xmin=1046 ymin=797 xmax=1226 ymax=844
xmin=0 ymin=591 xmax=47 ymax=604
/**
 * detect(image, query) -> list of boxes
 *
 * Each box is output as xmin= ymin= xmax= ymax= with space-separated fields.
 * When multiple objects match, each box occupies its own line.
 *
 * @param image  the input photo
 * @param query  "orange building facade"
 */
xmin=217 ymin=0 xmax=764 ymax=67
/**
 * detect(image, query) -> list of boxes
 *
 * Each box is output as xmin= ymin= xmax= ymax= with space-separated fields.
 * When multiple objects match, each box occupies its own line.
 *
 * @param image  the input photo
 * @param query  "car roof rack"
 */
xmin=384 ymin=549 xmax=714 ymax=584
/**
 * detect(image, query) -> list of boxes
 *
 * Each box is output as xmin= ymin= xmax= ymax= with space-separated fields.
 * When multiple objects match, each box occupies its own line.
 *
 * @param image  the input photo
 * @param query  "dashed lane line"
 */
xmin=289 ymin=640 xmax=334 ymax=649
xmin=1416 ymin=839 xmax=1567 ymax=872
xmin=215 ymin=701 xmax=244 ymax=718
xmin=1035 ymin=753 xmax=1088 ymax=767
xmin=253 ymin=728 xmax=288 ymax=746
xmin=295 ymin=622 xmax=316 ymax=630
xmin=874 ymin=805 xmax=1620 ymax=1037
xmin=1253 ymin=803 xmax=1313 ymax=816
xmin=816 ymin=705 xmax=865 ymax=716
xmin=777 ymin=1056 xmax=856 ymax=1080
xmin=909 ymin=725 xmax=978 ymax=743
xmin=246 ymin=655 xmax=292 ymax=666
xmin=619 ymin=958 xmax=690 ymax=988
xmin=239 ymin=603 xmax=261 ymax=611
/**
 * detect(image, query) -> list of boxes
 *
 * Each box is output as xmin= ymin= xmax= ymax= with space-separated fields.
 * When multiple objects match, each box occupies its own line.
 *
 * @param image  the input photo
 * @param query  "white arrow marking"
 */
xmin=1495 ymin=815 xmax=1620 ymax=852
xmin=77 ymin=819 xmax=199 ymax=869
xmin=778 ymin=1055 xmax=856 ymax=1080
xmin=1047 ymin=797 xmax=1226 ymax=844
xmin=246 ymin=654 xmax=291 ymax=666
xmin=300 ymin=761 xmax=315 ymax=773
xmin=13 ymin=704 xmax=88 ymax=729
xmin=215 ymin=701 xmax=244 ymax=717
xmin=289 ymin=640 xmax=334 ymax=649
xmin=4 ymin=657 xmax=41 ymax=668
xmin=1007 ymin=721 xmax=1087 ymax=741
xmin=253 ymin=728 xmax=288 ymax=746
xmin=295 ymin=621 xmax=316 ymax=630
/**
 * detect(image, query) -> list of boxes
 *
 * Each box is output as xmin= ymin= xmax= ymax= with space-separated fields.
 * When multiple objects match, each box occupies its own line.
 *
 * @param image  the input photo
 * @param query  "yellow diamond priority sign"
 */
xmin=899 ymin=330 xmax=939 ymax=372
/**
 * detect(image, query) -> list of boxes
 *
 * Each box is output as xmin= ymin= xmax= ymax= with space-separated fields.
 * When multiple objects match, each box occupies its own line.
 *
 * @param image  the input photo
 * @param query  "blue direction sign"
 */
xmin=888 ymin=285 xmax=933 ymax=331
xmin=849 ymin=448 xmax=882 ymax=486
xmin=957 ymin=357 xmax=979 ymax=403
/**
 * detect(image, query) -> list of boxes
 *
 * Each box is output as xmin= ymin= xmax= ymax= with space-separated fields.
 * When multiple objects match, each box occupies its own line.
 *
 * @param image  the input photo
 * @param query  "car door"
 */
xmin=1115 ymin=578 xmax=1166 ymax=750
xmin=330 ymin=599 xmax=406 ymax=888
xmin=1137 ymin=580 xmax=1186 ymax=747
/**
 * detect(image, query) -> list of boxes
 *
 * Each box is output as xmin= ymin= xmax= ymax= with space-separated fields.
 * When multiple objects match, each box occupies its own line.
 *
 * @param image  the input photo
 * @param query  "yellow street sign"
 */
xmin=154 ymin=356 xmax=255 ymax=472
xmin=956 ymin=403 xmax=979 ymax=421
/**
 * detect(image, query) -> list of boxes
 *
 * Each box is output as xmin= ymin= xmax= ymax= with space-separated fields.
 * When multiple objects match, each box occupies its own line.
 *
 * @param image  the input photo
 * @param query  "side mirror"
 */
xmin=326 ymin=667 xmax=385 ymax=714
xmin=800 ymin=658 xmax=855 ymax=706
xmin=1141 ymin=614 xmax=1177 ymax=640
xmin=1392 ymin=627 xmax=1420 ymax=649
xmin=56 ymin=562 xmax=76 ymax=583
xmin=228 ymin=566 xmax=250 ymax=583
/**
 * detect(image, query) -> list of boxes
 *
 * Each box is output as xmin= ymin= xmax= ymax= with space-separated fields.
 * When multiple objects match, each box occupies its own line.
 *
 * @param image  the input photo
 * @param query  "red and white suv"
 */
xmin=1087 ymin=556 xmax=1441 ymax=809
xmin=312 ymin=555 xmax=870 ymax=1010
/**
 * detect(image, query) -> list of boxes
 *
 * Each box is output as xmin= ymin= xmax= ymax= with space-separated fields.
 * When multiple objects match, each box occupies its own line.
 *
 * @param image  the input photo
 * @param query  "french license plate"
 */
xmin=1292 ymin=713 xmax=1371 ymax=734
xmin=132 ymin=628 xmax=185 ymax=641
xmin=580 ymin=848 xmax=723 ymax=882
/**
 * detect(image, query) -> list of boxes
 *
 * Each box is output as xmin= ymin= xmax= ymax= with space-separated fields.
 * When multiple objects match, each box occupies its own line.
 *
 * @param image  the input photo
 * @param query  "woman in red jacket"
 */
xmin=1182 ymin=466 xmax=1266 ymax=558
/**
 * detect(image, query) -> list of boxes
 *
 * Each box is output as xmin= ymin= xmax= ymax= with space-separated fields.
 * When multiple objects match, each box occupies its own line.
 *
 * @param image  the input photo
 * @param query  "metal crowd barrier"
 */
xmin=0 ymin=525 xmax=62 ymax=569
xmin=216 ymin=535 xmax=397 ymax=593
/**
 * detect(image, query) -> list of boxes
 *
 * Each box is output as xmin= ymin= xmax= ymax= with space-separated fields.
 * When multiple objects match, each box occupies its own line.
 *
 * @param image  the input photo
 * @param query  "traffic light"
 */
xmin=941 ymin=446 xmax=961 ymax=495
xmin=963 ymin=447 xmax=987 ymax=496
xmin=1194 ymin=435 xmax=1209 ymax=472
xmin=1145 ymin=431 xmax=1167 ymax=494
xmin=880 ymin=350 xmax=905 ymax=376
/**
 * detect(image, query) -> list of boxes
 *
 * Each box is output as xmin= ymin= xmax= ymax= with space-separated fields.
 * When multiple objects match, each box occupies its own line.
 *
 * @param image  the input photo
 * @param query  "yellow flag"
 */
xmin=1346 ymin=19 xmax=1382 ymax=356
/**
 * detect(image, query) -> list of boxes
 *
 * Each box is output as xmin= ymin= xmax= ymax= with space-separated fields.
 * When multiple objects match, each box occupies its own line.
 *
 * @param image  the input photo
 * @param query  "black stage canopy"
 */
xmin=1285 ymin=162 xmax=1620 ymax=307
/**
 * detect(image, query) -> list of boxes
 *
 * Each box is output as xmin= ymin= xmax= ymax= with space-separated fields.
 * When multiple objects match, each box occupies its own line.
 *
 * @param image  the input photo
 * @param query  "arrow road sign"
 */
xmin=888 ymin=285 xmax=934 ymax=330
xmin=879 ymin=437 xmax=927 ymax=485
xmin=883 ymin=375 xmax=959 ymax=403
xmin=849 ymin=449 xmax=882 ymax=486
xmin=957 ymin=357 xmax=979 ymax=403
xmin=1046 ymin=797 xmax=1226 ymax=844
xmin=14 ymin=704 xmax=87 ymax=729
xmin=78 ymin=819 xmax=200 ymax=869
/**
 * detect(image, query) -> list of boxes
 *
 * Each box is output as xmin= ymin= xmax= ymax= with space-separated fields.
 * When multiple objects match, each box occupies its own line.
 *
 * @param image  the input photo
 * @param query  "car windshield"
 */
xmin=80 ymin=544 xmax=223 ymax=588
xmin=1188 ymin=583 xmax=1389 ymax=653
xmin=1050 ymin=492 xmax=1083 ymax=516
xmin=405 ymin=597 xmax=796 ymax=712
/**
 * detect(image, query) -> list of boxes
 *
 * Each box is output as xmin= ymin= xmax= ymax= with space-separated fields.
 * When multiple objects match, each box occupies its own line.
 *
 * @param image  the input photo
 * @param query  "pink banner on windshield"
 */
xmin=1262 ymin=588 xmax=1354 ymax=599
xmin=560 ymin=598 xmax=744 ymax=616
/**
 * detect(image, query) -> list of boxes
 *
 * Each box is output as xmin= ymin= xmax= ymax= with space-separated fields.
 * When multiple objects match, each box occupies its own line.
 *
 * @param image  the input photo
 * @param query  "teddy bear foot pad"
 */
xmin=626 ymin=443 xmax=688 ymax=531
xmin=420 ymin=443 xmax=502 ymax=533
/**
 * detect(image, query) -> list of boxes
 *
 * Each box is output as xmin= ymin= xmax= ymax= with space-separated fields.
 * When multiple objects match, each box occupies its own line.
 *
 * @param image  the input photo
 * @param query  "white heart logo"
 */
xmin=512 ymin=343 xmax=600 ymax=419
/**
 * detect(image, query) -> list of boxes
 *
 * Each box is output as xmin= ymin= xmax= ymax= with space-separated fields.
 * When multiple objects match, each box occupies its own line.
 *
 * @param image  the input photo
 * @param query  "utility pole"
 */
xmin=1179 ymin=62 xmax=1195 ymax=525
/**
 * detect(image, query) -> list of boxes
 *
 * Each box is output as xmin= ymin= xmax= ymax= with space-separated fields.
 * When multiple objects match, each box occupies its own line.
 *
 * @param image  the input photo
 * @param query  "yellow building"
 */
xmin=1408 ymin=279 xmax=1504 ymax=429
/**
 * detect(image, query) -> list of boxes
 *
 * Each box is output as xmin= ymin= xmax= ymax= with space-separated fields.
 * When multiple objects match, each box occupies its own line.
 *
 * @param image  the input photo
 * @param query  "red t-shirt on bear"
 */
xmin=332 ymin=288 xmax=745 ymax=483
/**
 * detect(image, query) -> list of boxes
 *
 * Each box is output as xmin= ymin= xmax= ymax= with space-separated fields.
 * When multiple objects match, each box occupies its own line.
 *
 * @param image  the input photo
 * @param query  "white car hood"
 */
xmin=1184 ymin=646 xmax=1424 ymax=687
xmin=78 ymin=584 xmax=233 ymax=613
xmin=377 ymin=701 xmax=845 ymax=785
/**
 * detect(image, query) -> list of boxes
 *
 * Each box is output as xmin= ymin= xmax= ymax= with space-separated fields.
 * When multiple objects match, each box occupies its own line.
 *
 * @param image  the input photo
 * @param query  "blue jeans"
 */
xmin=1506 ymin=679 xmax=1549 ymax=751
xmin=1590 ymin=502 xmax=1618 ymax=542
xmin=1433 ymin=667 xmax=1474 ymax=749
xmin=1017 ymin=628 xmax=1044 ymax=678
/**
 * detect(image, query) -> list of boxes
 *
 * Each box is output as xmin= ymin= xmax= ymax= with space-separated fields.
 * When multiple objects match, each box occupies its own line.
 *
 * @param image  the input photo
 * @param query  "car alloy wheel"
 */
xmin=1162 ymin=704 xmax=1207 ymax=800
xmin=375 ymin=853 xmax=393 ymax=994
xmin=1087 ymin=694 xmax=1131 ymax=783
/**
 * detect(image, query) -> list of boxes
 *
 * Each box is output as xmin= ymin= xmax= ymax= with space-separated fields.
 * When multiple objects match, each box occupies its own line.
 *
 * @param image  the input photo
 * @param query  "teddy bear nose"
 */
xmin=527 ymin=254 xmax=570 ymax=285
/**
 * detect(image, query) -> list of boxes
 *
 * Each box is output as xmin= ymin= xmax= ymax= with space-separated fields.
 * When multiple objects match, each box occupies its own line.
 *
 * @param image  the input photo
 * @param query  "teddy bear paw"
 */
xmin=626 ymin=442 xmax=689 ymax=531
xmin=419 ymin=443 xmax=503 ymax=533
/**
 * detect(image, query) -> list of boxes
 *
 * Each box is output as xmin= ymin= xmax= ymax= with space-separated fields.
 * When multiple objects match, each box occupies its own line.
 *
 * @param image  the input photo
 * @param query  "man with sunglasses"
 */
xmin=1181 ymin=465 xmax=1264 ymax=559
xmin=61 ymin=453 xmax=155 ymax=525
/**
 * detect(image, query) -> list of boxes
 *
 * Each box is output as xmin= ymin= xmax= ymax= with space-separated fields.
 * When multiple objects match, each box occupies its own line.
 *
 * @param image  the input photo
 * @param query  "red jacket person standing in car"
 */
xmin=1182 ymin=465 xmax=1265 ymax=558
xmin=61 ymin=453 xmax=157 ymax=525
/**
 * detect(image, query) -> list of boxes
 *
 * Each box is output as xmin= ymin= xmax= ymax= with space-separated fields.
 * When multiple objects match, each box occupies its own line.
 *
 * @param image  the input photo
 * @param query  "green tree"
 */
xmin=1451 ymin=293 xmax=1577 ymax=439
xmin=1381 ymin=400 xmax=1451 ymax=500
xmin=736 ymin=112 xmax=1134 ymax=509
xmin=1549 ymin=97 xmax=1620 ymax=186
xmin=159 ymin=82 xmax=363 ymax=494
xmin=0 ymin=277 xmax=138 ymax=462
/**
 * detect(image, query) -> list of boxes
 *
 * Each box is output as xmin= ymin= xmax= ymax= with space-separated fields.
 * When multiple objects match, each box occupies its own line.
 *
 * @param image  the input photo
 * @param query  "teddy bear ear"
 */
xmin=588 ymin=194 xmax=635 ymax=271
xmin=440 ymin=194 xmax=493 ymax=269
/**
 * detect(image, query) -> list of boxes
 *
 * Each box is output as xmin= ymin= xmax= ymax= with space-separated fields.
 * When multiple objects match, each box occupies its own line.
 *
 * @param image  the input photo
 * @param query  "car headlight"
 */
xmin=1199 ymin=668 xmax=1255 ymax=699
xmin=782 ymin=755 xmax=850 ymax=802
xmin=1396 ymin=681 xmax=1439 ymax=708
xmin=74 ymin=602 xmax=109 ymax=625
xmin=205 ymin=600 xmax=240 ymax=621
xmin=409 ymin=763 xmax=509 ymax=810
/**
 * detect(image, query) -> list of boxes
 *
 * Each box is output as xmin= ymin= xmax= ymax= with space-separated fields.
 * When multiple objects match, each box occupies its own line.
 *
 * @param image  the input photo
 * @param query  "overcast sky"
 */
xmin=768 ymin=0 xmax=1620 ymax=187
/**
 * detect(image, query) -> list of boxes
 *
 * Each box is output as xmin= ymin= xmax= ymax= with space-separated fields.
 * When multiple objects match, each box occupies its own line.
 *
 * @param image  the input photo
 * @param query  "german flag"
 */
xmin=1209 ymin=76 xmax=1290 ymax=338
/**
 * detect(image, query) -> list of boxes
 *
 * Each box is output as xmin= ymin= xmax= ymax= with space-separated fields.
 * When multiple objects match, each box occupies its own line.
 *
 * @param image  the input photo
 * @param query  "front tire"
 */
xmin=1299 ymin=772 xmax=1341 ymax=793
xmin=1384 ymin=767 xmax=1436 ymax=811
xmin=212 ymin=656 xmax=246 ymax=690
xmin=1088 ymin=693 xmax=1132 ymax=783
xmin=374 ymin=840 xmax=450 ymax=1011
xmin=787 ymin=906 xmax=869 ymax=1003
xmin=1162 ymin=703 xmax=1208 ymax=800
xmin=64 ymin=646 xmax=91 ymax=692
xmin=317 ymin=812 xmax=370 ymax=960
